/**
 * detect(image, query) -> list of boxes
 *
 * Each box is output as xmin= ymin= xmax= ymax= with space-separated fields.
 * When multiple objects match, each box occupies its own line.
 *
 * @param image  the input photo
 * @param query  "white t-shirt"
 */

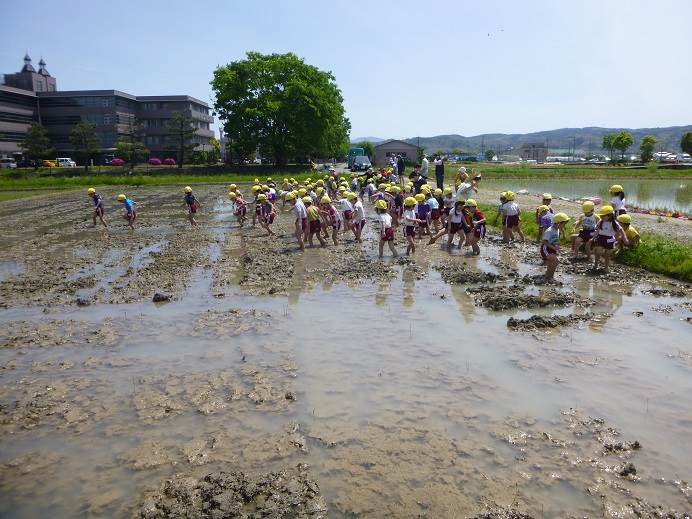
xmin=340 ymin=199 xmax=353 ymax=212
xmin=501 ymin=201 xmax=519 ymax=216
xmin=449 ymin=209 xmax=464 ymax=223
xmin=378 ymin=212 xmax=392 ymax=229
xmin=353 ymin=200 xmax=365 ymax=223
xmin=455 ymin=182 xmax=474 ymax=201
xmin=434 ymin=158 xmax=443 ymax=167
xmin=403 ymin=209 xmax=417 ymax=225
xmin=421 ymin=157 xmax=429 ymax=175
xmin=542 ymin=226 xmax=560 ymax=247
xmin=443 ymin=195 xmax=455 ymax=208
xmin=293 ymin=200 xmax=307 ymax=219
xmin=597 ymin=220 xmax=618 ymax=237
xmin=611 ymin=196 xmax=626 ymax=212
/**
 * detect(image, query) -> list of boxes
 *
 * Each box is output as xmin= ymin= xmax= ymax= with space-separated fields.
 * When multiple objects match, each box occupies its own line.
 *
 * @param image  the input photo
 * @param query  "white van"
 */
xmin=56 ymin=157 xmax=76 ymax=167
xmin=0 ymin=157 xmax=17 ymax=169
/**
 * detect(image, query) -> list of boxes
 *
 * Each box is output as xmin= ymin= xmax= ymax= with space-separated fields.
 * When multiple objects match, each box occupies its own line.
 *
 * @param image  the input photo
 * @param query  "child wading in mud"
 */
xmin=284 ymin=191 xmax=306 ymax=251
xmin=183 ymin=186 xmax=200 ymax=226
xmin=117 ymin=193 xmax=136 ymax=230
xmin=375 ymin=199 xmax=398 ymax=258
xmin=428 ymin=200 xmax=469 ymax=248
xmin=319 ymin=195 xmax=341 ymax=246
xmin=349 ymin=192 xmax=366 ymax=242
xmin=229 ymin=191 xmax=248 ymax=227
xmin=500 ymin=191 xmax=524 ymax=243
xmin=402 ymin=196 xmax=422 ymax=255
xmin=258 ymin=193 xmax=276 ymax=236
xmin=592 ymin=205 xmax=627 ymax=273
xmin=571 ymin=201 xmax=599 ymax=260
xmin=540 ymin=212 xmax=570 ymax=282
xmin=87 ymin=188 xmax=107 ymax=227
xmin=462 ymin=199 xmax=486 ymax=255
xmin=305 ymin=197 xmax=326 ymax=247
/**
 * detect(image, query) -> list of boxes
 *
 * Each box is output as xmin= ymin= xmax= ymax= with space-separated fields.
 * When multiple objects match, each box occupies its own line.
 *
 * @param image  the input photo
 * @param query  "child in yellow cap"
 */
xmin=593 ymin=205 xmax=627 ymax=272
xmin=375 ymin=199 xmax=398 ymax=258
xmin=571 ymin=201 xmax=599 ymax=260
xmin=117 ymin=194 xmax=136 ymax=230
xmin=183 ymin=186 xmax=199 ymax=226
xmin=616 ymin=214 xmax=640 ymax=251
xmin=87 ymin=188 xmax=107 ymax=228
xmin=541 ymin=213 xmax=570 ymax=282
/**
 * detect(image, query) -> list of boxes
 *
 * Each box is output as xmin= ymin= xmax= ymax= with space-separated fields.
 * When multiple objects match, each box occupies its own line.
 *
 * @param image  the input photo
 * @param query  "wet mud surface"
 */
xmin=0 ymin=186 xmax=691 ymax=518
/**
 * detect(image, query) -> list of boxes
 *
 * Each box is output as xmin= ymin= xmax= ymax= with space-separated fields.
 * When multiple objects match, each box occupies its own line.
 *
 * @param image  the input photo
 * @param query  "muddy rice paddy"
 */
xmin=0 ymin=185 xmax=690 ymax=518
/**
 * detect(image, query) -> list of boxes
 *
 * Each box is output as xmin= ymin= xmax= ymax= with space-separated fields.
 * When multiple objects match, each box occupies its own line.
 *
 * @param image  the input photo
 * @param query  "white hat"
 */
xmin=458 ymin=166 xmax=467 ymax=173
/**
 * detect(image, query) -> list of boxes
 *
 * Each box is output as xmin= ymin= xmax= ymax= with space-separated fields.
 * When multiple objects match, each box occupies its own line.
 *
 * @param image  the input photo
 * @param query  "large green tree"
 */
xmin=70 ymin=122 xmax=100 ymax=171
xmin=681 ymin=132 xmax=692 ymax=156
xmin=485 ymin=149 xmax=496 ymax=161
xmin=354 ymin=140 xmax=375 ymax=159
xmin=167 ymin=111 xmax=197 ymax=169
xmin=639 ymin=135 xmax=657 ymax=163
xmin=602 ymin=134 xmax=617 ymax=161
xmin=115 ymin=121 xmax=148 ymax=168
xmin=613 ymin=131 xmax=634 ymax=161
xmin=19 ymin=122 xmax=54 ymax=164
xmin=211 ymin=52 xmax=351 ymax=167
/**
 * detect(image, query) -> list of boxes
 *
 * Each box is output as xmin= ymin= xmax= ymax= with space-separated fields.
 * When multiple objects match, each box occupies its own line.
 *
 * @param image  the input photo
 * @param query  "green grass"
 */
xmin=617 ymin=233 xmax=692 ymax=283
xmin=443 ymin=162 xmax=692 ymax=180
xmin=477 ymin=202 xmax=692 ymax=282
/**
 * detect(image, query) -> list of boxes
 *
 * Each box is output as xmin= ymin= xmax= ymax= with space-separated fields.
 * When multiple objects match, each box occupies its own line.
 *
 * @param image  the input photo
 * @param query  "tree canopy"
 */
xmin=20 ymin=123 xmax=54 ymax=161
xmin=681 ymin=132 xmax=692 ymax=156
xmin=602 ymin=134 xmax=616 ymax=161
xmin=70 ymin=122 xmax=100 ymax=171
xmin=211 ymin=52 xmax=351 ymax=166
xmin=116 ymin=121 xmax=148 ymax=166
xmin=639 ymin=135 xmax=657 ymax=162
xmin=354 ymin=141 xmax=375 ymax=159
xmin=613 ymin=131 xmax=634 ymax=160
xmin=167 ymin=111 xmax=197 ymax=169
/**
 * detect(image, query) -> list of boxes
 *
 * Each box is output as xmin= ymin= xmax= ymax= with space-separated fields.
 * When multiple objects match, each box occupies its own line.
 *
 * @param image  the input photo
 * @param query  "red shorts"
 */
xmin=578 ymin=229 xmax=595 ymax=241
xmin=595 ymin=234 xmax=616 ymax=249
xmin=309 ymin=219 xmax=321 ymax=233
xmin=263 ymin=214 xmax=275 ymax=224
xmin=343 ymin=210 xmax=353 ymax=219
xmin=474 ymin=225 xmax=486 ymax=239
xmin=431 ymin=208 xmax=441 ymax=220
xmin=255 ymin=205 xmax=261 ymax=215
xmin=127 ymin=210 xmax=136 ymax=221
xmin=382 ymin=227 xmax=395 ymax=241
xmin=298 ymin=217 xmax=308 ymax=231
xmin=503 ymin=214 xmax=520 ymax=228
xmin=541 ymin=244 xmax=557 ymax=260
xmin=404 ymin=225 xmax=416 ymax=237
xmin=95 ymin=206 xmax=104 ymax=217
xmin=235 ymin=206 xmax=247 ymax=217
xmin=188 ymin=203 xmax=197 ymax=214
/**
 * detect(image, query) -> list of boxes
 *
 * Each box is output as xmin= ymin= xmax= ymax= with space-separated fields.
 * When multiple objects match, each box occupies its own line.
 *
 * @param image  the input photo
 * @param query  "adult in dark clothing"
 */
xmin=397 ymin=155 xmax=405 ymax=179
xmin=409 ymin=167 xmax=429 ymax=194
xmin=434 ymin=156 xmax=445 ymax=189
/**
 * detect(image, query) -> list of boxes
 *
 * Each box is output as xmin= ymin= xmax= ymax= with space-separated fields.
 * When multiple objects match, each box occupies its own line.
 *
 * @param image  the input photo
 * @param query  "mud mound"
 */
xmin=468 ymin=506 xmax=533 ymax=519
xmin=137 ymin=463 xmax=327 ymax=519
xmin=507 ymin=313 xmax=609 ymax=330
xmin=239 ymin=246 xmax=294 ymax=296
xmin=436 ymin=264 xmax=504 ymax=285
xmin=468 ymin=285 xmax=585 ymax=311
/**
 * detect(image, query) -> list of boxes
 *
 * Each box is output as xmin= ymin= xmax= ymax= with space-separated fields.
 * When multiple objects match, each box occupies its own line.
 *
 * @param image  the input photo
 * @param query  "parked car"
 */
xmin=350 ymin=155 xmax=371 ymax=171
xmin=42 ymin=159 xmax=57 ymax=167
xmin=163 ymin=158 xmax=176 ymax=166
xmin=0 ymin=157 xmax=18 ymax=169
xmin=148 ymin=157 xmax=162 ymax=166
xmin=111 ymin=158 xmax=125 ymax=166
xmin=18 ymin=158 xmax=39 ymax=168
xmin=56 ymin=157 xmax=76 ymax=168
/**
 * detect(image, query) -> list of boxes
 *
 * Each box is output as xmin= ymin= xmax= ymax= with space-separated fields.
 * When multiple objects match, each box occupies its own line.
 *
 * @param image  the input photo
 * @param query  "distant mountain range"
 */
xmin=352 ymin=125 xmax=692 ymax=154
xmin=351 ymin=136 xmax=385 ymax=144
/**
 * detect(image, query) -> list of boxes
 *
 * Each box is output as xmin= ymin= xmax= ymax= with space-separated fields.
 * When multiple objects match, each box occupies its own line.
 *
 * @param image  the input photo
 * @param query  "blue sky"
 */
xmin=3 ymin=0 xmax=691 ymax=139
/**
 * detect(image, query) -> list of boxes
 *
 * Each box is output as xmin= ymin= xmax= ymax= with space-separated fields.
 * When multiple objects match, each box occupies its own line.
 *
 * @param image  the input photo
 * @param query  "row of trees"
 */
xmin=603 ymin=131 xmax=692 ymax=162
xmin=19 ymin=112 xmax=217 ymax=171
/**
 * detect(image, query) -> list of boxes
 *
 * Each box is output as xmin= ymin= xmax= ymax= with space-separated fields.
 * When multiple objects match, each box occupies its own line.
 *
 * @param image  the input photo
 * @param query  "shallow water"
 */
xmin=480 ymin=177 xmax=691 ymax=214
xmin=0 ymin=186 xmax=690 ymax=518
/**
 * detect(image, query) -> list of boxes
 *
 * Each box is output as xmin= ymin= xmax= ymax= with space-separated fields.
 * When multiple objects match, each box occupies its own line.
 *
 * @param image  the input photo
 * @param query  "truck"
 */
xmin=348 ymin=147 xmax=364 ymax=169
xmin=56 ymin=157 xmax=76 ymax=168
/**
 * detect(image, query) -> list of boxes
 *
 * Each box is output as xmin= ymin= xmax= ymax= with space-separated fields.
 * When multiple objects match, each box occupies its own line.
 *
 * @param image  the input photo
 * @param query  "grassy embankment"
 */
xmin=476 ymin=202 xmax=692 ymax=283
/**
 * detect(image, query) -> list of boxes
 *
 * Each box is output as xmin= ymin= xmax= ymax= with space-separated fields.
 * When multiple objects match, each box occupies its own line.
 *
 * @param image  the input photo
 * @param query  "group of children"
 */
xmin=86 ymin=175 xmax=641 ymax=281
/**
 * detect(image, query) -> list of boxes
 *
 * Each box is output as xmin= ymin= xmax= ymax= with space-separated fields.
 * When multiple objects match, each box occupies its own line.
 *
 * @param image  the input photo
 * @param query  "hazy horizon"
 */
xmin=3 ymin=0 xmax=691 ymax=139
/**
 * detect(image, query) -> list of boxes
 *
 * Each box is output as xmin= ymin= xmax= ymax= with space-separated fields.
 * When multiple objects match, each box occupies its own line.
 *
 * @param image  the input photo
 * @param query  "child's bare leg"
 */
xmin=378 ymin=240 xmax=385 ymax=258
xmin=545 ymin=255 xmax=558 ymax=280
xmin=388 ymin=241 xmax=398 ymax=257
xmin=517 ymin=227 xmax=525 ymax=242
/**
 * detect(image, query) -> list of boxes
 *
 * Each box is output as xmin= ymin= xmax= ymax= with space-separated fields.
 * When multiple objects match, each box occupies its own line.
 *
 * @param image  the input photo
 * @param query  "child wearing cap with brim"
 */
xmin=571 ymin=201 xmax=599 ymax=260
xmin=541 ymin=212 xmax=570 ymax=282
xmin=375 ymin=199 xmax=398 ymax=258
xmin=615 ymin=214 xmax=640 ymax=252
xmin=87 ymin=188 xmax=107 ymax=228
xmin=592 ymin=205 xmax=627 ymax=272
xmin=183 ymin=186 xmax=199 ymax=226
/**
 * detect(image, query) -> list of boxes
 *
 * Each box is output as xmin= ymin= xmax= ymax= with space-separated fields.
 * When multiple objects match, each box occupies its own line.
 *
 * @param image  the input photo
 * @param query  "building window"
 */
xmin=103 ymin=114 xmax=112 ymax=125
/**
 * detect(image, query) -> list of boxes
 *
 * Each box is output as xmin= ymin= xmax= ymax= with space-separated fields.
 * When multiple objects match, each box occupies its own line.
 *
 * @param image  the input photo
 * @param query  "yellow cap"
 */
xmin=465 ymin=199 xmax=478 ymax=207
xmin=609 ymin=184 xmax=623 ymax=194
xmin=538 ymin=204 xmax=550 ymax=213
xmin=315 ymin=187 xmax=324 ymax=195
xmin=261 ymin=184 xmax=269 ymax=190
xmin=617 ymin=214 xmax=632 ymax=224
xmin=347 ymin=192 xmax=358 ymax=200
xmin=339 ymin=186 xmax=347 ymax=192
xmin=184 ymin=186 xmax=192 ymax=193
xmin=87 ymin=188 xmax=96 ymax=195
xmin=553 ymin=212 xmax=570 ymax=224
xmin=302 ymin=196 xmax=312 ymax=205
xmin=404 ymin=196 xmax=416 ymax=207
xmin=385 ymin=186 xmax=393 ymax=193
xmin=285 ymin=192 xmax=297 ymax=201
xmin=251 ymin=185 xmax=261 ymax=193
xmin=257 ymin=193 xmax=267 ymax=201
xmin=415 ymin=193 xmax=425 ymax=202
xmin=434 ymin=188 xmax=443 ymax=195
xmin=320 ymin=196 xmax=332 ymax=204
xmin=254 ymin=178 xmax=260 ymax=183
xmin=500 ymin=191 xmax=508 ymax=198
xmin=229 ymin=184 xmax=237 ymax=190
xmin=599 ymin=205 xmax=615 ymax=216
xmin=421 ymin=184 xmax=431 ymax=193
xmin=117 ymin=194 xmax=126 ymax=201
xmin=375 ymin=200 xmax=388 ymax=210
xmin=298 ymin=188 xmax=307 ymax=197
xmin=505 ymin=191 xmax=515 ymax=201
xmin=542 ymin=193 xmax=552 ymax=200
xmin=582 ymin=201 xmax=595 ymax=212
xmin=317 ymin=179 xmax=324 ymax=186
xmin=228 ymin=192 xmax=237 ymax=199
xmin=443 ymin=187 xmax=453 ymax=195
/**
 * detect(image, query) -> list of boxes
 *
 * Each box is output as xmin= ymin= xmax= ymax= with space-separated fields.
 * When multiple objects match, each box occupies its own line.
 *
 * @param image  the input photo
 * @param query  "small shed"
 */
xmin=374 ymin=139 xmax=420 ymax=167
